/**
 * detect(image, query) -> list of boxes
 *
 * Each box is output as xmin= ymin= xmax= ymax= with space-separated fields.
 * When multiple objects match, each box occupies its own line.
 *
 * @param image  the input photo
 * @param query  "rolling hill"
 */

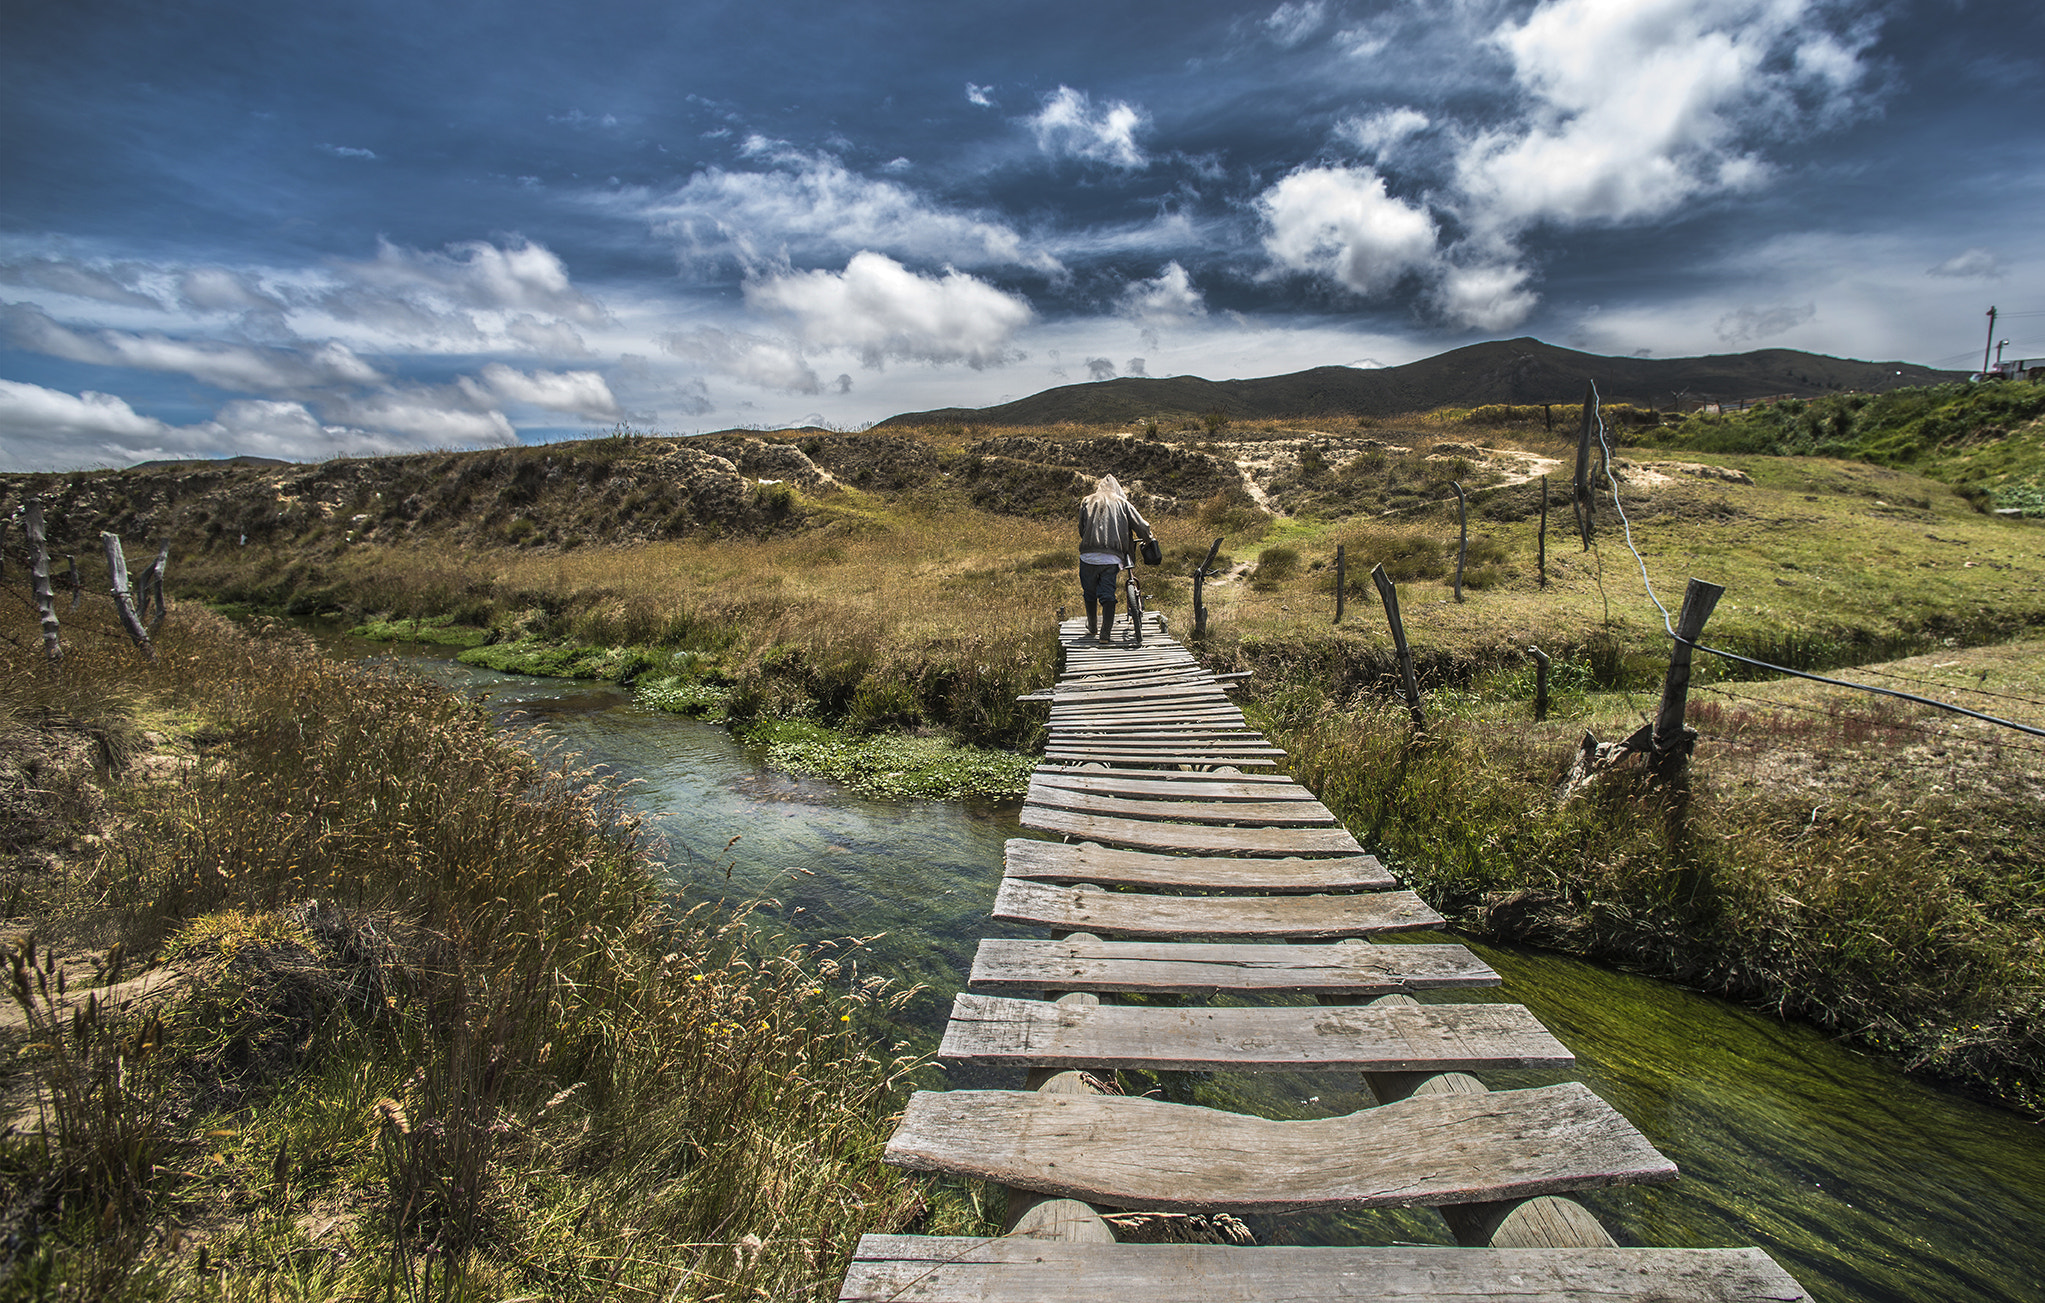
xmin=876 ymin=337 xmax=1963 ymax=428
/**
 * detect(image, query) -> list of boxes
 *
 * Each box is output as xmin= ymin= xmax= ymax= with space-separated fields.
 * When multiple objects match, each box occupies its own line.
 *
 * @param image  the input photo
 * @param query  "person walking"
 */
xmin=1076 ymin=474 xmax=1155 ymax=645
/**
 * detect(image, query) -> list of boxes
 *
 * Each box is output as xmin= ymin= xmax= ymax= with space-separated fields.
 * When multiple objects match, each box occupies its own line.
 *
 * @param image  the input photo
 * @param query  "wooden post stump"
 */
xmin=1649 ymin=579 xmax=1725 ymax=781
xmin=1370 ymin=564 xmax=1424 ymax=728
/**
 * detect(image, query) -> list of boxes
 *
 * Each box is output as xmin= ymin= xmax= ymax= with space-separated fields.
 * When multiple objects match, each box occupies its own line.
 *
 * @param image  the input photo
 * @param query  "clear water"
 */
xmin=336 ymin=634 xmax=2045 ymax=1303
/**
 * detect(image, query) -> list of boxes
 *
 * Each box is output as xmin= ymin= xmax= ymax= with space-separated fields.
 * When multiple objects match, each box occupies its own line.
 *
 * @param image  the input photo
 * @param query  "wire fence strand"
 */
xmin=1585 ymin=382 xmax=2045 ymax=742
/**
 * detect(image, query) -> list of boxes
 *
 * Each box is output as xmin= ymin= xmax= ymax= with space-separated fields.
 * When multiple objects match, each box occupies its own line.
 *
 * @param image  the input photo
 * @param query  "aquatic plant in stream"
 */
xmin=742 ymin=720 xmax=1033 ymax=800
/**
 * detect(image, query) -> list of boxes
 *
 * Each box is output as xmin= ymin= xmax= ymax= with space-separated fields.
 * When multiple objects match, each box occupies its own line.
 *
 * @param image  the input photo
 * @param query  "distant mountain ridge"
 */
xmin=876 ymin=337 xmax=1964 ymax=428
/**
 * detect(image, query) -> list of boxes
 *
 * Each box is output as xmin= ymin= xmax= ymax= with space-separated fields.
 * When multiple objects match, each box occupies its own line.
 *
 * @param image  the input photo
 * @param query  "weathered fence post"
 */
xmin=1573 ymin=382 xmax=1597 ymax=551
xmin=25 ymin=501 xmax=61 ymax=670
xmin=1537 ymin=476 xmax=1548 ymax=587
xmin=66 ymin=554 xmax=80 ymax=609
xmin=1530 ymin=645 xmax=1550 ymax=722
xmin=1650 ymin=578 xmax=1725 ymax=781
xmin=1452 ymin=482 xmax=1467 ymax=603
xmin=1191 ymin=536 xmax=1222 ymax=639
xmin=1334 ymin=543 xmax=1345 ymax=624
xmin=1370 ymin=563 xmax=1425 ymax=728
xmin=100 ymin=532 xmax=156 ymax=661
xmin=138 ymin=539 xmax=170 ymax=627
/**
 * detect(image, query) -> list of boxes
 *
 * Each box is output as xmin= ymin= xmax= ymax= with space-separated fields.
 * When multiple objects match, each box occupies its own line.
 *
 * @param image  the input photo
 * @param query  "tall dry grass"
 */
xmin=1253 ymin=687 xmax=2045 ymax=1112
xmin=0 ymin=597 xmax=967 ymax=1299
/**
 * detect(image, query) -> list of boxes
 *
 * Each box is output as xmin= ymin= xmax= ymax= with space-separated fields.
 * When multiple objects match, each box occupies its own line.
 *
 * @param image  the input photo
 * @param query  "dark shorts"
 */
xmin=1079 ymin=561 xmax=1121 ymax=601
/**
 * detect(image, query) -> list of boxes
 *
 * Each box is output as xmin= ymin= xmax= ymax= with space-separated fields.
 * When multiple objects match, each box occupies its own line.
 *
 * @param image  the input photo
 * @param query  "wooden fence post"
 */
xmin=1573 ymin=382 xmax=1597 ymax=551
xmin=1452 ymin=482 xmax=1467 ymax=603
xmin=65 ymin=554 xmax=80 ymax=610
xmin=25 ymin=501 xmax=61 ymax=670
xmin=1538 ymin=476 xmax=1548 ymax=587
xmin=101 ymin=532 xmax=156 ymax=662
xmin=1192 ymin=537 xmax=1222 ymax=639
xmin=138 ymin=539 xmax=170 ymax=626
xmin=1530 ymin=645 xmax=1550 ymax=722
xmin=1334 ymin=543 xmax=1345 ymax=624
xmin=1650 ymin=579 xmax=1725 ymax=780
xmin=1370 ymin=563 xmax=1425 ymax=729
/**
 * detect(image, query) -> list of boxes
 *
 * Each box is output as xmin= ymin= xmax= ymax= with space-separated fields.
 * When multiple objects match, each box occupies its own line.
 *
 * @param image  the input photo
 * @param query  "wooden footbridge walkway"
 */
xmin=837 ymin=614 xmax=1807 ymax=1301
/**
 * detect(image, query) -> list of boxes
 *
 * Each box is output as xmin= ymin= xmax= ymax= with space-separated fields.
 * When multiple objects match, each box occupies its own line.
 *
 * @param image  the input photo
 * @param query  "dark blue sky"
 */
xmin=3 ymin=0 xmax=2039 ymax=467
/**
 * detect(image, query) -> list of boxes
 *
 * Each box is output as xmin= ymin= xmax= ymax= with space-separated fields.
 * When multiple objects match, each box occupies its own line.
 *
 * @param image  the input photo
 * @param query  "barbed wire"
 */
xmin=1855 ymin=664 xmax=2045 ymax=711
xmin=1693 ymin=683 xmax=2045 ymax=762
xmin=1586 ymin=383 xmax=2045 ymax=742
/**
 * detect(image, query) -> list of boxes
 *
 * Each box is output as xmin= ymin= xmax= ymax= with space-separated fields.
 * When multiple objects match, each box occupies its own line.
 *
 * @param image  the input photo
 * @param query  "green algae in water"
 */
xmin=1425 ymin=937 xmax=2045 ymax=1303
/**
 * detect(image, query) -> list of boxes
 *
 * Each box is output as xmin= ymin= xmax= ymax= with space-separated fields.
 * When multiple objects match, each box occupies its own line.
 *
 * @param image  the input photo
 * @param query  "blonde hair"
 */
xmin=1082 ymin=474 xmax=1128 ymax=512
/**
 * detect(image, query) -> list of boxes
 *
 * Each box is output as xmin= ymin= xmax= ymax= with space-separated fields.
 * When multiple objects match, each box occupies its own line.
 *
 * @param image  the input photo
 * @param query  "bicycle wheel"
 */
xmin=1124 ymin=570 xmax=1144 ymax=647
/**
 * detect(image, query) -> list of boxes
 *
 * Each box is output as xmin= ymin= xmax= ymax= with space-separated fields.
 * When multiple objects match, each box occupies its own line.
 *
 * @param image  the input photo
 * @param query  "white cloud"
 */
xmin=319 ymin=143 xmax=379 ymax=160
xmin=664 ymin=326 xmax=823 ymax=394
xmin=1715 ymin=301 xmax=1817 ymax=345
xmin=1338 ymin=107 xmax=1431 ymax=157
xmin=1117 ymin=262 xmax=1207 ymax=325
xmin=745 ymin=251 xmax=1033 ymax=370
xmin=1454 ymin=0 xmax=1876 ymax=235
xmin=0 ymin=379 xmax=169 ymax=445
xmin=0 ymin=384 xmax=432 ymax=469
xmin=966 ymin=82 xmax=995 ymax=108
xmin=1257 ymin=166 xmax=1440 ymax=296
xmin=178 ymin=267 xmax=281 ymax=312
xmin=467 ymin=363 xmax=621 ymax=419
xmin=0 ymin=302 xmax=385 ymax=392
xmin=1263 ymin=1 xmax=1328 ymax=46
xmin=324 ymin=392 xmax=517 ymax=446
xmin=345 ymin=237 xmax=608 ymax=324
xmin=1029 ymin=86 xmax=1149 ymax=169
xmin=1333 ymin=22 xmax=1393 ymax=60
xmin=1927 ymin=248 xmax=2004 ymax=280
xmin=504 ymin=313 xmax=592 ymax=356
xmin=0 ymin=258 xmax=162 ymax=309
xmin=633 ymin=148 xmax=1060 ymax=273
xmin=1436 ymin=262 xmax=1539 ymax=331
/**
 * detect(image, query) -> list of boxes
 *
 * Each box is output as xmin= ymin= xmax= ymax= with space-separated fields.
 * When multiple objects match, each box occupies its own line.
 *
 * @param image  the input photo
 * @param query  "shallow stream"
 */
xmin=337 ymin=633 xmax=2044 ymax=1303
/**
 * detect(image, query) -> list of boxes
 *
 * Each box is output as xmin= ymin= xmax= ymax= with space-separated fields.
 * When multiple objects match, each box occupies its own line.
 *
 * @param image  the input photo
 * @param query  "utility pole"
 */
xmin=1982 ymin=306 xmax=1999 ymax=378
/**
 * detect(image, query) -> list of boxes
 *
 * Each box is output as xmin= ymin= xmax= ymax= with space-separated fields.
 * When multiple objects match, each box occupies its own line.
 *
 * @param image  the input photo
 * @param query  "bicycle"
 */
xmin=1121 ymin=565 xmax=1145 ymax=648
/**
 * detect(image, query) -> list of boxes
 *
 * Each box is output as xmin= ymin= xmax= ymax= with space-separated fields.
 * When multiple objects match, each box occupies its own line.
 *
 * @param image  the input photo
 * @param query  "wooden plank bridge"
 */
xmin=838 ymin=613 xmax=1808 ymax=1301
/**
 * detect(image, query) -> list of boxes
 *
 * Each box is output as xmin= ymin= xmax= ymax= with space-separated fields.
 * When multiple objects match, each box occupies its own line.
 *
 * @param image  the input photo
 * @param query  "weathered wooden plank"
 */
xmin=1025 ymin=787 xmax=1337 ymax=827
xmin=1057 ymin=668 xmax=1218 ymax=689
xmin=993 ymin=878 xmax=1441 ymax=937
xmin=939 ymin=993 xmax=1574 ymax=1073
xmin=1020 ymin=808 xmax=1355 ymax=855
xmin=1041 ymin=752 xmax=1282 ymax=769
xmin=1027 ymin=773 xmax=1312 ymax=802
xmin=884 ymin=1083 xmax=1677 ymax=1213
xmin=1049 ymin=722 xmax=1262 ymax=735
xmin=1051 ymin=707 xmax=1255 ymax=720
xmin=1030 ymin=767 xmax=1302 ymax=788
xmin=1003 ymin=839 xmax=1393 ymax=893
xmin=1040 ymin=683 xmax=1235 ymax=706
xmin=839 ymin=1238 xmax=1808 ymax=1302
xmin=970 ymin=938 xmax=1496 ymax=994
xmin=1043 ymin=742 xmax=1285 ymax=758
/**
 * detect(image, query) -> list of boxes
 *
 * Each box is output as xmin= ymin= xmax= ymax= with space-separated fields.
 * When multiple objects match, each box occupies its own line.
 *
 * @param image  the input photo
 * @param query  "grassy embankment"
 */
xmin=169 ymin=389 xmax=2045 ymax=1109
xmin=0 ymin=600 xmax=986 ymax=1300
